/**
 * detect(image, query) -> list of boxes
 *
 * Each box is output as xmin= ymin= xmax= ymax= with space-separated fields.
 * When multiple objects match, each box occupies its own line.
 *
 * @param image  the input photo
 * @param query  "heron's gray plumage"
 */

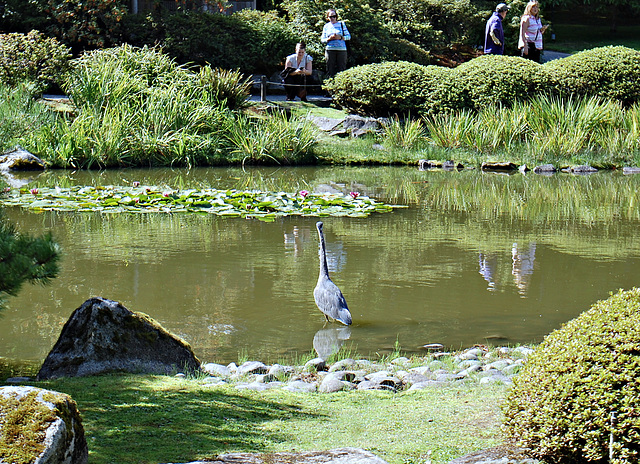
xmin=314 ymin=221 xmax=352 ymax=326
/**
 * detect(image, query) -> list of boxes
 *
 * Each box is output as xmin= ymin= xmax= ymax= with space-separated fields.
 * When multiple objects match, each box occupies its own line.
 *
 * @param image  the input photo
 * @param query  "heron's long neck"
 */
xmin=318 ymin=232 xmax=329 ymax=279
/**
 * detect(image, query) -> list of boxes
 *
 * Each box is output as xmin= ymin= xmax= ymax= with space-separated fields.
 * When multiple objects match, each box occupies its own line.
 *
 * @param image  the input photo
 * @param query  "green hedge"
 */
xmin=503 ymin=288 xmax=640 ymax=463
xmin=545 ymin=46 xmax=640 ymax=106
xmin=328 ymin=46 xmax=640 ymax=117
xmin=454 ymin=54 xmax=547 ymax=111
xmin=0 ymin=30 xmax=71 ymax=94
xmin=324 ymin=61 xmax=463 ymax=116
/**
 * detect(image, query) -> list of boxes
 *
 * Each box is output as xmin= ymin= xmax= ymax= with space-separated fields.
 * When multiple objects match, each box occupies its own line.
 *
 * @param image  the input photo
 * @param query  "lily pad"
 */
xmin=2 ymin=186 xmax=406 ymax=219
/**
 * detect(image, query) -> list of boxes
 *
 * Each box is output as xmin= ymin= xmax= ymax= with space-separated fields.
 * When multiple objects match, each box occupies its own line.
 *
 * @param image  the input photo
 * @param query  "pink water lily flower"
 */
xmin=163 ymin=192 xmax=171 ymax=197
xmin=3 ymin=187 xmax=10 ymax=193
xmin=30 ymin=188 xmax=39 ymax=195
xmin=299 ymin=190 xmax=309 ymax=198
xmin=132 ymin=181 xmax=140 ymax=187
xmin=349 ymin=191 xmax=360 ymax=199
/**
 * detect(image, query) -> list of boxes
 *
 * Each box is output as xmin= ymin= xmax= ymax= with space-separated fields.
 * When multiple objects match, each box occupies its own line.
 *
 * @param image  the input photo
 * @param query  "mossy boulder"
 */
xmin=0 ymin=386 xmax=88 ymax=464
xmin=503 ymin=288 xmax=640 ymax=463
xmin=37 ymin=297 xmax=201 ymax=380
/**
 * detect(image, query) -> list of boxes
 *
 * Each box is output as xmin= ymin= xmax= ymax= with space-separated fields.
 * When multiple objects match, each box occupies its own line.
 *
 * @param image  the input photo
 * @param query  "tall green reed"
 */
xmin=420 ymin=94 xmax=640 ymax=164
xmin=225 ymin=110 xmax=317 ymax=165
xmin=382 ymin=115 xmax=426 ymax=149
xmin=0 ymin=83 xmax=55 ymax=152
xmin=27 ymin=45 xmax=260 ymax=168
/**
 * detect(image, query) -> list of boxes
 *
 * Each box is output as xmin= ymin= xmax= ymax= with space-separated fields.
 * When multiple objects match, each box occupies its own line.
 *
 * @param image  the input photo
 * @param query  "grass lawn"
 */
xmin=38 ymin=374 xmax=507 ymax=464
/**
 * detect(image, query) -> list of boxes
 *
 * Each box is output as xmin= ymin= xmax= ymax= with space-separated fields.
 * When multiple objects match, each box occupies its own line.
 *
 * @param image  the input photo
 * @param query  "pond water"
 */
xmin=2 ymin=166 xmax=640 ymax=370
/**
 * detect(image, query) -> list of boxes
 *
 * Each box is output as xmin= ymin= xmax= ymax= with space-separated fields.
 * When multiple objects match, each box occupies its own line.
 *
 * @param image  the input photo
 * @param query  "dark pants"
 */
xmin=284 ymin=74 xmax=307 ymax=100
xmin=521 ymin=42 xmax=541 ymax=63
xmin=325 ymin=49 xmax=348 ymax=78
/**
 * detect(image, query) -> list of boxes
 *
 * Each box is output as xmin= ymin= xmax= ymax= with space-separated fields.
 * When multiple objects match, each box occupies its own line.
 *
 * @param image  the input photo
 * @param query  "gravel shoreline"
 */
xmin=194 ymin=345 xmax=534 ymax=393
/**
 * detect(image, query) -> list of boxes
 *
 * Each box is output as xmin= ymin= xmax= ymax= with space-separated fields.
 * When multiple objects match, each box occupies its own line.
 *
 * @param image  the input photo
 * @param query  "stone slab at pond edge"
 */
xmin=0 ymin=386 xmax=88 ymax=464
xmin=37 ymin=297 xmax=202 ymax=380
xmin=167 ymin=447 xmax=389 ymax=464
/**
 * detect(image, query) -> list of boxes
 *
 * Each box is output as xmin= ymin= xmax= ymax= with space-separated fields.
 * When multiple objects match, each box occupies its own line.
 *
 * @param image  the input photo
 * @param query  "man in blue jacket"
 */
xmin=484 ymin=3 xmax=510 ymax=55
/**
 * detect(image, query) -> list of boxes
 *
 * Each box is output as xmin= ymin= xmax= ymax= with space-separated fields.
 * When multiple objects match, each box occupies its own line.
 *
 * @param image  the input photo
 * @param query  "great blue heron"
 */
xmin=313 ymin=221 xmax=352 ymax=326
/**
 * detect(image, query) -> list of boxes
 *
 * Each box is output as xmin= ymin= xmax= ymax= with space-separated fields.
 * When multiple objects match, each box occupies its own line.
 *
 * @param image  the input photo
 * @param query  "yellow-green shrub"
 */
xmin=453 ymin=54 xmax=547 ymax=111
xmin=0 ymin=30 xmax=71 ymax=94
xmin=545 ymin=46 xmax=640 ymax=106
xmin=324 ymin=61 xmax=464 ymax=117
xmin=503 ymin=288 xmax=640 ymax=463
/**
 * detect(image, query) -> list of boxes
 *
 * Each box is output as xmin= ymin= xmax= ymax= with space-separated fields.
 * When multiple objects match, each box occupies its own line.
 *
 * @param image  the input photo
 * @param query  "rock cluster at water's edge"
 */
xmin=197 ymin=345 xmax=534 ymax=393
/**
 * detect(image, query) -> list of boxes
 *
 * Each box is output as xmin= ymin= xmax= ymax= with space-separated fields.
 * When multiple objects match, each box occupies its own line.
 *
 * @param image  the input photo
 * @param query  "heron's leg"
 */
xmin=325 ymin=314 xmax=330 ymax=322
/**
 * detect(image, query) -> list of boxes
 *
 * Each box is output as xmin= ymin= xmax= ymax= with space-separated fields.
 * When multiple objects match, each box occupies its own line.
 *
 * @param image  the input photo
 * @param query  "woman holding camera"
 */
xmin=283 ymin=42 xmax=313 ymax=102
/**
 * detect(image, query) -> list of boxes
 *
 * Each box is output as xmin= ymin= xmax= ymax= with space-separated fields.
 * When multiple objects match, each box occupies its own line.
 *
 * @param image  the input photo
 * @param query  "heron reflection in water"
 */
xmin=314 ymin=221 xmax=352 ymax=326
xmin=313 ymin=326 xmax=352 ymax=360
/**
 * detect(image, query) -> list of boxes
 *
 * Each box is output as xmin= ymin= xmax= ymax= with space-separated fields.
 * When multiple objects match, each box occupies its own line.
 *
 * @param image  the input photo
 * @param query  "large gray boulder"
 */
xmin=37 ymin=297 xmax=201 ymax=380
xmin=0 ymin=146 xmax=46 ymax=171
xmin=0 ymin=386 xmax=88 ymax=464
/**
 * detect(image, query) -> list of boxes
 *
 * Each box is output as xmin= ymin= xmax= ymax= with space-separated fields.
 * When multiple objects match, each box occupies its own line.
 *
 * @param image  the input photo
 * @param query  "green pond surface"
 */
xmin=1 ymin=165 xmax=640 ymax=371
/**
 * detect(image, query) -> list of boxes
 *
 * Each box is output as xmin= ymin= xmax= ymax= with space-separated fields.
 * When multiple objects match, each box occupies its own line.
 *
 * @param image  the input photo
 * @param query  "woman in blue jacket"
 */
xmin=321 ymin=9 xmax=351 ymax=78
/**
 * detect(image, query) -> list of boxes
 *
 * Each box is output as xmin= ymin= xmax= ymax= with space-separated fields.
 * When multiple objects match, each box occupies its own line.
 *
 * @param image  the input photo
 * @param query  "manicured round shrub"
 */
xmin=545 ymin=46 xmax=640 ymax=106
xmin=503 ymin=288 xmax=640 ymax=464
xmin=0 ymin=30 xmax=71 ymax=94
xmin=324 ymin=61 xmax=464 ymax=117
xmin=453 ymin=54 xmax=549 ymax=110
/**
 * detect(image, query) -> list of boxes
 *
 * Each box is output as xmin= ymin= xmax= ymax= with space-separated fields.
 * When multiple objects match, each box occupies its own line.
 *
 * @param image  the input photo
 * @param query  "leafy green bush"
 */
xmin=0 ymin=30 xmax=71 ymax=94
xmin=122 ymin=10 xmax=296 ymax=74
xmin=385 ymin=38 xmax=431 ymax=66
xmin=47 ymin=0 xmax=128 ymax=49
xmin=545 ymin=46 xmax=640 ymax=106
xmin=503 ymin=288 xmax=640 ymax=463
xmin=0 ymin=0 xmax=49 ymax=33
xmin=324 ymin=61 xmax=463 ymax=117
xmin=453 ymin=55 xmax=548 ymax=110
xmin=382 ymin=0 xmax=486 ymax=51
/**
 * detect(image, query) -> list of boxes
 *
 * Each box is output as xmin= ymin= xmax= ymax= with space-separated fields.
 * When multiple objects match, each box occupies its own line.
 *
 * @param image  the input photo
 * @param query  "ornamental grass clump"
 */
xmin=28 ymin=44 xmax=256 ymax=168
xmin=503 ymin=288 xmax=640 ymax=463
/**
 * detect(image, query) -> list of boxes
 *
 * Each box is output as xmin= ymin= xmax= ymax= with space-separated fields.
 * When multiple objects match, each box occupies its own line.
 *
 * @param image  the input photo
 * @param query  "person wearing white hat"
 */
xmin=484 ymin=3 xmax=510 ymax=55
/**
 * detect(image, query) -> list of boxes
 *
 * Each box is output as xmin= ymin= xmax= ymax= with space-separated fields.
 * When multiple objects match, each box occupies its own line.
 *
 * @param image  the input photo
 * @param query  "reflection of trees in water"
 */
xmin=313 ymin=326 xmax=351 ymax=360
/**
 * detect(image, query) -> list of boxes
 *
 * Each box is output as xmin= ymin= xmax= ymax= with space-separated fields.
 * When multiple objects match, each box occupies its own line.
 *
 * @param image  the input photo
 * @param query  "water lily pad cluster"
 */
xmin=1 ymin=186 xmax=403 ymax=221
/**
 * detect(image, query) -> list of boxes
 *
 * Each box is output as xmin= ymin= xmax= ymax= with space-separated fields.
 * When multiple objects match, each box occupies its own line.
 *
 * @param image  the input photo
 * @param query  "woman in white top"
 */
xmin=518 ymin=1 xmax=548 ymax=63
xmin=283 ymin=42 xmax=313 ymax=101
